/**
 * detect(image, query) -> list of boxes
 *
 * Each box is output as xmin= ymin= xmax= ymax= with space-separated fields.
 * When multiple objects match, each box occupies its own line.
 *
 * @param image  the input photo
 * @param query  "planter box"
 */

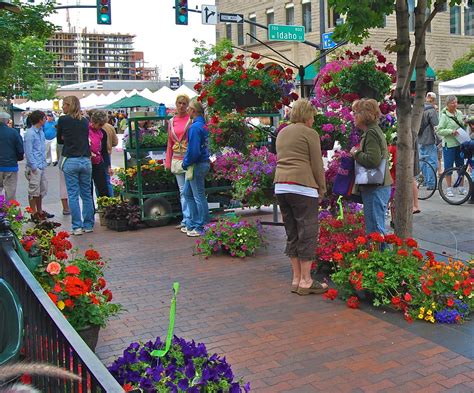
xmin=106 ymin=219 xmax=128 ymax=232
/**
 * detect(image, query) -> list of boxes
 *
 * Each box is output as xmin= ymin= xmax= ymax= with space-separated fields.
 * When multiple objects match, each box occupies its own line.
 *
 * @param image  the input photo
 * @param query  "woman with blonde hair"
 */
xmin=274 ymin=99 xmax=327 ymax=295
xmin=350 ymin=98 xmax=392 ymax=234
xmin=165 ymin=94 xmax=191 ymax=229
xmin=180 ymin=99 xmax=210 ymax=237
xmin=57 ymin=96 xmax=94 ymax=235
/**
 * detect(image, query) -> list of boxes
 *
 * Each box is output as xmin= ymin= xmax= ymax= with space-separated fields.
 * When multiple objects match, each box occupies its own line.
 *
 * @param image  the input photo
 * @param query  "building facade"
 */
xmin=215 ymin=0 xmax=474 ymax=87
xmin=46 ymin=31 xmax=157 ymax=86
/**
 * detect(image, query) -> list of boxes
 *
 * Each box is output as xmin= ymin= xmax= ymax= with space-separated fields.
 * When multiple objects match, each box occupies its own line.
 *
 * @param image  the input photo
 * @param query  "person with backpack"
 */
xmin=418 ymin=92 xmax=439 ymax=190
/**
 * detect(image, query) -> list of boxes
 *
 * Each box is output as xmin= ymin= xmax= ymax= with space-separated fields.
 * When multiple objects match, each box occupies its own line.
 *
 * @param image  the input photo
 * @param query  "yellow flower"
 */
xmin=418 ymin=314 xmax=424 ymax=319
xmin=427 ymin=310 xmax=432 ymax=315
xmin=431 ymin=302 xmax=436 ymax=308
xmin=57 ymin=300 xmax=65 ymax=310
xmin=149 ymin=159 xmax=156 ymax=164
xmin=429 ymin=317 xmax=435 ymax=323
xmin=420 ymin=307 xmax=425 ymax=312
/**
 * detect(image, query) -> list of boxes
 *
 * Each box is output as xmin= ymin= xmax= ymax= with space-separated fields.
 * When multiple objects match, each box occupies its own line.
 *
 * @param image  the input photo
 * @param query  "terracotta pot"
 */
xmin=98 ymin=211 xmax=107 ymax=226
xmin=77 ymin=325 xmax=100 ymax=351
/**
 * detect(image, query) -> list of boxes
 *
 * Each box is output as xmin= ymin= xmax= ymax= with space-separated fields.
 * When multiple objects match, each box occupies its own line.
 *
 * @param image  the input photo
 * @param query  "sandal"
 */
xmin=291 ymin=284 xmax=298 ymax=293
xmin=296 ymin=281 xmax=328 ymax=296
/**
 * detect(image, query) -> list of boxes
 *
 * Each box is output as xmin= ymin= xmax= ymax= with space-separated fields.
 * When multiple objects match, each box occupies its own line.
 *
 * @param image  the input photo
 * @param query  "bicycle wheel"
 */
xmin=438 ymin=167 xmax=473 ymax=205
xmin=416 ymin=159 xmax=437 ymax=200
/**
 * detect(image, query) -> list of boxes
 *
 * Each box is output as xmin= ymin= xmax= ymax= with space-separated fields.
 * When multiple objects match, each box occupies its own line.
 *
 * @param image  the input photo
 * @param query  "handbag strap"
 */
xmin=447 ymin=114 xmax=464 ymax=129
xmin=169 ymin=116 xmax=191 ymax=143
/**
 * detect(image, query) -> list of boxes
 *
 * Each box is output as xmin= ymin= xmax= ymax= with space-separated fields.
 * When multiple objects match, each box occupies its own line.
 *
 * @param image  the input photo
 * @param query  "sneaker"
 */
xmin=71 ymin=228 xmax=83 ymax=236
xmin=175 ymin=223 xmax=185 ymax=229
xmin=62 ymin=210 xmax=71 ymax=216
xmin=84 ymin=228 xmax=94 ymax=233
xmin=52 ymin=161 xmax=58 ymax=167
xmin=186 ymin=229 xmax=201 ymax=237
xmin=180 ymin=226 xmax=189 ymax=233
xmin=446 ymin=187 xmax=454 ymax=198
xmin=42 ymin=211 xmax=55 ymax=219
xmin=458 ymin=187 xmax=468 ymax=196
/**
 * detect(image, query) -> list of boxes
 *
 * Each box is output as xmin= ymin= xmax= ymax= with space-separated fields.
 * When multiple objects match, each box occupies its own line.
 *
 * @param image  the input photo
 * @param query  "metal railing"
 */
xmin=0 ymin=220 xmax=123 ymax=392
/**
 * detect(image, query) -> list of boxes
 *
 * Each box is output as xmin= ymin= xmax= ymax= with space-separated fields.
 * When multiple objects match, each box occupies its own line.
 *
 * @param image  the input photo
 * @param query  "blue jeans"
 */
xmin=419 ymin=144 xmax=438 ymax=188
xmin=105 ymin=170 xmax=113 ymax=197
xmin=183 ymin=161 xmax=210 ymax=231
xmin=361 ymin=185 xmax=391 ymax=235
xmin=63 ymin=157 xmax=95 ymax=231
xmin=443 ymin=146 xmax=463 ymax=171
xmin=175 ymin=173 xmax=190 ymax=226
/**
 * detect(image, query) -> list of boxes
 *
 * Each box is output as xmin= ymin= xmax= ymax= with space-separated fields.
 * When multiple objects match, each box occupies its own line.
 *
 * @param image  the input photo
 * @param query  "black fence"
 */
xmin=0 ymin=223 xmax=123 ymax=392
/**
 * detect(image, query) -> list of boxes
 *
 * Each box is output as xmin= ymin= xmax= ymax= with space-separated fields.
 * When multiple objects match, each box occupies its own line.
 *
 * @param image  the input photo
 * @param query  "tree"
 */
xmin=437 ymin=45 xmax=474 ymax=104
xmin=0 ymin=0 xmax=57 ymax=99
xmin=329 ymin=0 xmax=462 ymax=238
xmin=191 ymin=38 xmax=233 ymax=80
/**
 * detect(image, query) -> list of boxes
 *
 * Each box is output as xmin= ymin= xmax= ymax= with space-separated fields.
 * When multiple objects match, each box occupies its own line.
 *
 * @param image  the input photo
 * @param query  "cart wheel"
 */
xmin=143 ymin=197 xmax=172 ymax=227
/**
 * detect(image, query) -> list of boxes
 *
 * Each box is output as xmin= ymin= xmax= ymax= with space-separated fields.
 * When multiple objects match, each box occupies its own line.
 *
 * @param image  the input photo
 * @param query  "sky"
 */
xmin=47 ymin=0 xmax=216 ymax=81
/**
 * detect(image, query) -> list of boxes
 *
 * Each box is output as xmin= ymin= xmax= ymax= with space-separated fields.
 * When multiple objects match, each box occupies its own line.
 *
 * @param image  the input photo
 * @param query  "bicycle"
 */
xmin=438 ymin=145 xmax=473 ymax=205
xmin=416 ymin=157 xmax=438 ymax=200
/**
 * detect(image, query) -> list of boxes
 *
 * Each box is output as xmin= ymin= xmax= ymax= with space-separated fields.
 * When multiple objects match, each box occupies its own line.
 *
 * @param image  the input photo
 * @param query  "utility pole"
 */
xmin=319 ymin=0 xmax=326 ymax=69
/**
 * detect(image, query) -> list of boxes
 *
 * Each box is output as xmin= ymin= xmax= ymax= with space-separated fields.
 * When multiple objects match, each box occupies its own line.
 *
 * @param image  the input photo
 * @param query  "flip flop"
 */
xmin=413 ymin=209 xmax=421 ymax=214
xmin=291 ymin=284 xmax=298 ymax=293
xmin=296 ymin=281 xmax=328 ymax=296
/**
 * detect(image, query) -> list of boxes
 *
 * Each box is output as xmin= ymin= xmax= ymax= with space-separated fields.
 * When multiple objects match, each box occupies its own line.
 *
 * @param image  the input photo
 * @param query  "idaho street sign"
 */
xmin=202 ymin=4 xmax=217 ymax=25
xmin=268 ymin=24 xmax=305 ymax=42
xmin=219 ymin=12 xmax=244 ymax=23
xmin=322 ymin=32 xmax=336 ymax=50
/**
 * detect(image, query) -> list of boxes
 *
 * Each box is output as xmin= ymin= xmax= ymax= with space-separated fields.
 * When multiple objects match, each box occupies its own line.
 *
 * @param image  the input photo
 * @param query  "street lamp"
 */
xmin=0 ymin=0 xmax=21 ymax=13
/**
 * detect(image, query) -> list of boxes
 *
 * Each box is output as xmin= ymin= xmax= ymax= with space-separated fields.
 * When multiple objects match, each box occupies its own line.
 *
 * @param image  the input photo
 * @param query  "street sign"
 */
xmin=322 ymin=32 xmax=336 ymax=50
xmin=268 ymin=24 xmax=305 ymax=42
xmin=170 ymin=77 xmax=180 ymax=90
xmin=202 ymin=4 xmax=217 ymax=25
xmin=219 ymin=12 xmax=243 ymax=23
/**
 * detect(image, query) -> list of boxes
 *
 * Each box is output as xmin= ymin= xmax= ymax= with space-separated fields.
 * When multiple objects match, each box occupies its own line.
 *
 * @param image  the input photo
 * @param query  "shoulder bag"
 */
xmin=354 ymin=129 xmax=387 ymax=185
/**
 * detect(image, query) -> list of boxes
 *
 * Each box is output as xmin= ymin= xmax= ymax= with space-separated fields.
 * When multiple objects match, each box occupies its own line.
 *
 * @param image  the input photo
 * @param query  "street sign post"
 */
xmin=268 ymin=24 xmax=305 ymax=42
xmin=201 ymin=4 xmax=217 ymax=25
xmin=219 ymin=12 xmax=244 ymax=23
xmin=322 ymin=32 xmax=336 ymax=50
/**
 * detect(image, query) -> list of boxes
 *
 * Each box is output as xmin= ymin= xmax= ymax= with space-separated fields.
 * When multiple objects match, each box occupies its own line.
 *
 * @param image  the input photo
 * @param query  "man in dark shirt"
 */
xmin=0 ymin=112 xmax=24 ymax=201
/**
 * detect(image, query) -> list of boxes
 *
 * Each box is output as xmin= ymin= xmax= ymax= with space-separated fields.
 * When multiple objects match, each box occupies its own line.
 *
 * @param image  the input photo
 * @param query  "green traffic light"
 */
xmin=100 ymin=14 xmax=110 ymax=23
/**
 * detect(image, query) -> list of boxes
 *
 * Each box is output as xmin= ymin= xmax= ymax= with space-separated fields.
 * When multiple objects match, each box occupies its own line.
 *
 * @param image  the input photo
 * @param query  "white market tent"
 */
xmin=438 ymin=73 xmax=474 ymax=96
xmin=174 ymin=84 xmax=198 ymax=99
xmin=153 ymin=86 xmax=176 ymax=107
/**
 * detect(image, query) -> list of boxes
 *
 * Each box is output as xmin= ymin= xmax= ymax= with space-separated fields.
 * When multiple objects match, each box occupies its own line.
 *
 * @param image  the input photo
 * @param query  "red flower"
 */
xmin=256 ymin=63 xmax=265 ymax=70
xmin=25 ymin=206 xmax=33 ymax=213
xmin=225 ymin=80 xmax=235 ymax=86
xmin=55 ymin=251 xmax=68 ymax=260
xmin=249 ymin=79 xmax=263 ymax=87
xmin=63 ymin=276 xmax=88 ymax=297
xmin=323 ymin=288 xmax=338 ymax=300
xmin=103 ymin=289 xmax=113 ymax=302
xmin=404 ymin=293 xmax=412 ymax=302
xmin=425 ymin=251 xmax=435 ymax=261
xmin=328 ymin=86 xmax=340 ymax=95
xmin=84 ymin=278 xmax=93 ymax=292
xmin=223 ymin=52 xmax=233 ymax=60
xmin=453 ymin=281 xmax=461 ymax=291
xmin=347 ymin=296 xmax=360 ymax=309
xmin=250 ymin=52 xmax=261 ymax=59
xmin=65 ymin=265 xmax=80 ymax=275
xmin=215 ymin=78 xmax=222 ymax=86
xmin=64 ymin=299 xmax=74 ymax=308
xmin=48 ymin=292 xmax=58 ymax=303
xmin=207 ymin=96 xmax=216 ymax=106
xmin=391 ymin=296 xmax=401 ymax=307
xmin=421 ymin=283 xmax=432 ymax=296
xmin=194 ymin=82 xmax=202 ymax=91
xmin=89 ymin=294 xmax=99 ymax=305
xmin=405 ymin=238 xmax=418 ymax=248
xmin=463 ymin=288 xmax=471 ymax=296
xmin=341 ymin=242 xmax=355 ymax=253
xmin=355 ymin=236 xmax=367 ymax=245
xmin=412 ymin=250 xmax=423 ymax=261
xmin=397 ymin=249 xmax=409 ymax=257
xmin=240 ymin=73 xmax=248 ymax=79
xmin=332 ymin=252 xmax=343 ymax=262
xmin=447 ymin=298 xmax=455 ymax=307
xmin=123 ymin=383 xmax=134 ymax=392
xmin=358 ymin=250 xmax=369 ymax=259
xmin=97 ymin=277 xmax=106 ymax=290
xmin=404 ymin=313 xmax=413 ymax=323
xmin=376 ymin=271 xmax=385 ymax=283
xmin=85 ymin=249 xmax=101 ymax=261
xmin=57 ymin=231 xmax=70 ymax=239
xmin=369 ymin=232 xmax=384 ymax=243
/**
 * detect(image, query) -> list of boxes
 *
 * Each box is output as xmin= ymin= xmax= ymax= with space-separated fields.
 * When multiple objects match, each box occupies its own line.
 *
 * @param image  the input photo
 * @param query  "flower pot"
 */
xmin=233 ymin=92 xmax=265 ymax=109
xmin=77 ymin=325 xmax=100 ymax=352
xmin=98 ymin=211 xmax=107 ymax=226
xmin=106 ymin=218 xmax=128 ymax=232
xmin=321 ymin=138 xmax=335 ymax=151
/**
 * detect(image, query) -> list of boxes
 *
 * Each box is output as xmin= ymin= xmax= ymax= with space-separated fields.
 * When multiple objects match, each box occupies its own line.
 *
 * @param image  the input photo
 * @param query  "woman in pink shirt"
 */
xmin=166 ymin=94 xmax=191 ymax=229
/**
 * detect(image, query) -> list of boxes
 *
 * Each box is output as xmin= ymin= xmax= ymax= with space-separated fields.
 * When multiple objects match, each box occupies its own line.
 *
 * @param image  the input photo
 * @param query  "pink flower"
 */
xmin=46 ymin=261 xmax=61 ymax=275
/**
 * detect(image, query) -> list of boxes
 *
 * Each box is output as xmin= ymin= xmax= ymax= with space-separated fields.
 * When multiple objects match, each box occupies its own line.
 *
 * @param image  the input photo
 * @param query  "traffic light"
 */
xmin=97 ymin=0 xmax=111 ymax=25
xmin=175 ymin=0 xmax=188 ymax=25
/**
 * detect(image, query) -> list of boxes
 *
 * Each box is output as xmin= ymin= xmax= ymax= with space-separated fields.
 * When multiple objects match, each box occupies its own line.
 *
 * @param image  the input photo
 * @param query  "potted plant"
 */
xmin=126 ymin=159 xmax=177 ymax=193
xmin=35 ymin=232 xmax=122 ymax=350
xmin=208 ymin=113 xmax=253 ymax=153
xmin=108 ymin=336 xmax=250 ymax=392
xmin=125 ymin=124 xmax=168 ymax=149
xmin=195 ymin=216 xmax=265 ymax=258
xmin=194 ymin=52 xmax=298 ymax=114
xmin=97 ymin=196 xmax=121 ymax=226
xmin=1 ymin=197 xmax=27 ymax=238
xmin=103 ymin=201 xmax=141 ymax=231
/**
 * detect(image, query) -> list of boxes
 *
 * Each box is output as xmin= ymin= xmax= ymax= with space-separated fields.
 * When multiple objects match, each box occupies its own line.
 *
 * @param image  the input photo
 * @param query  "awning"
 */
xmin=296 ymin=64 xmax=318 ymax=83
xmin=411 ymin=66 xmax=436 ymax=82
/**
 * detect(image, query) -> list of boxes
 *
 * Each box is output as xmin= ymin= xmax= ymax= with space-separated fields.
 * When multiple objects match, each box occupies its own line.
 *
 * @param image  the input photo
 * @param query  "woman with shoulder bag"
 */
xmin=165 ymin=94 xmax=191 ymax=229
xmin=350 ymin=99 xmax=392 ymax=235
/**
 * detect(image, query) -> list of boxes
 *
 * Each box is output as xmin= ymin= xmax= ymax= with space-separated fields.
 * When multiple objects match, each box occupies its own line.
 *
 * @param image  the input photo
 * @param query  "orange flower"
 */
xmin=46 ymin=261 xmax=61 ymax=275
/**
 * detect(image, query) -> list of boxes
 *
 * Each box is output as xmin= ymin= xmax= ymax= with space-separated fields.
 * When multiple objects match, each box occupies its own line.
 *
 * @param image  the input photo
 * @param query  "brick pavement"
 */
xmin=69 ymin=212 xmax=474 ymax=393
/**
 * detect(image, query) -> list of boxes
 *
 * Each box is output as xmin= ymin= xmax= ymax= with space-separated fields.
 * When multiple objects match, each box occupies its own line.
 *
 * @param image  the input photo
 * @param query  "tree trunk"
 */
xmin=394 ymin=0 xmax=414 ymax=239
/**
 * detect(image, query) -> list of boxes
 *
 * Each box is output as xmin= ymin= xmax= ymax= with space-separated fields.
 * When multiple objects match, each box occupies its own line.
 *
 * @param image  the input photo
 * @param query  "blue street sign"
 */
xmin=322 ymin=32 xmax=336 ymax=50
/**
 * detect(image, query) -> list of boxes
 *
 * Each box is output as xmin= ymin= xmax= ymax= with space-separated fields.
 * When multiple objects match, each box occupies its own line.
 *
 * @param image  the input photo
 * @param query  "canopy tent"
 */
xmin=411 ymin=66 xmax=436 ymax=82
xmin=174 ymin=84 xmax=198 ymax=99
xmin=153 ymin=86 xmax=176 ymax=107
xmin=438 ymin=73 xmax=474 ymax=96
xmin=106 ymin=93 xmax=159 ymax=109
